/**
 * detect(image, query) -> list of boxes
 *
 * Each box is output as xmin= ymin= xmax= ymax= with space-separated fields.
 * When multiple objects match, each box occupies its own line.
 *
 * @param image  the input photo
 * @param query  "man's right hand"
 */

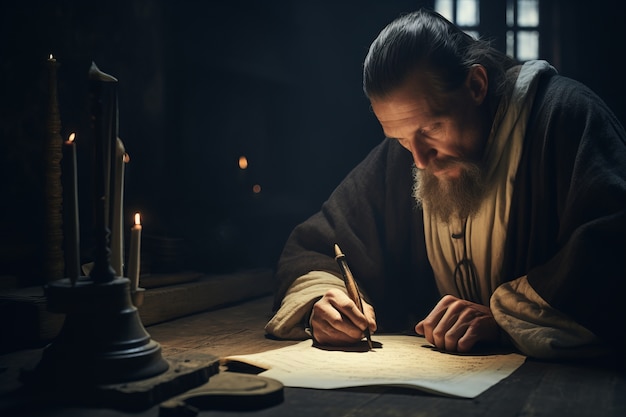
xmin=309 ymin=288 xmax=377 ymax=345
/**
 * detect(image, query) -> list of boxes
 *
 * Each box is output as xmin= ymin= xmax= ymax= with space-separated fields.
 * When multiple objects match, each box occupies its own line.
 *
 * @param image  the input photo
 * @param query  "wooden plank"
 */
xmin=148 ymin=295 xmax=297 ymax=359
xmin=138 ymin=271 xmax=203 ymax=289
xmin=138 ymin=268 xmax=275 ymax=326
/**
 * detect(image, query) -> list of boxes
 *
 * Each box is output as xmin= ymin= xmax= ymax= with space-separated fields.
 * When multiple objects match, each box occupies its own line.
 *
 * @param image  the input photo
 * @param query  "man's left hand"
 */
xmin=415 ymin=294 xmax=500 ymax=352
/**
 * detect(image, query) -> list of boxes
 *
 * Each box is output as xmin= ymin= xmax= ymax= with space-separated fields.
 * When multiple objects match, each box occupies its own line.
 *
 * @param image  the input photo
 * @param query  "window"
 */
xmin=435 ymin=0 xmax=480 ymax=39
xmin=434 ymin=0 xmax=541 ymax=61
xmin=506 ymin=0 xmax=540 ymax=61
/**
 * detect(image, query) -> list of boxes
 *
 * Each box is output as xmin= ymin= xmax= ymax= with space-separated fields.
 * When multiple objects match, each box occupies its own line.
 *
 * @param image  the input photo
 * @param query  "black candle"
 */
xmin=62 ymin=133 xmax=80 ymax=284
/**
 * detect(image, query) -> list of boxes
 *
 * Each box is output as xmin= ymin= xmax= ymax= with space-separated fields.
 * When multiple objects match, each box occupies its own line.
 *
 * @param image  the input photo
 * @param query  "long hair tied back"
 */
xmin=363 ymin=9 xmax=517 ymax=100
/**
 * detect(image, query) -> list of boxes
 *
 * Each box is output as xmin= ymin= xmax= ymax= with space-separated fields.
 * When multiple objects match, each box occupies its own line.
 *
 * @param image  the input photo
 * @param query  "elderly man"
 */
xmin=266 ymin=9 xmax=626 ymax=359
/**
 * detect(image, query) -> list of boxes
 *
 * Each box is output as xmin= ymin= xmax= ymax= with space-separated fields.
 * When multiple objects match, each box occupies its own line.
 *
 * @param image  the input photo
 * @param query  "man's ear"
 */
xmin=466 ymin=64 xmax=488 ymax=105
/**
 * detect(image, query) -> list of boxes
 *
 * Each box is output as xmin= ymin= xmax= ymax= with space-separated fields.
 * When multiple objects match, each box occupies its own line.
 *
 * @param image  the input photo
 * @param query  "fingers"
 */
xmin=310 ymin=289 xmax=376 ymax=345
xmin=456 ymin=314 xmax=498 ymax=352
xmin=362 ymin=299 xmax=378 ymax=333
xmin=415 ymin=295 xmax=498 ymax=352
xmin=415 ymin=294 xmax=456 ymax=348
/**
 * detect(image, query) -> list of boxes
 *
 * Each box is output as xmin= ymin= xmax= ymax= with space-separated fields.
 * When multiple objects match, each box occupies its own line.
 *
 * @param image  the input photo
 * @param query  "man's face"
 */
xmin=370 ymin=68 xmax=490 ymax=221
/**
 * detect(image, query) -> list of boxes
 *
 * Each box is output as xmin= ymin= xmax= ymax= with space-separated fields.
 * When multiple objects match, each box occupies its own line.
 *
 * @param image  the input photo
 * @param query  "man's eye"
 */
xmin=420 ymin=124 xmax=440 ymax=137
xmin=393 ymin=138 xmax=411 ymax=149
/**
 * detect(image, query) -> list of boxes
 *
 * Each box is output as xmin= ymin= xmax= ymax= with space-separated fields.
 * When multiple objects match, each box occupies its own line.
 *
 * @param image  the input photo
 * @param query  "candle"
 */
xmin=62 ymin=133 xmax=80 ymax=284
xmin=127 ymin=212 xmax=142 ymax=291
xmin=110 ymin=138 xmax=127 ymax=276
xmin=43 ymin=53 xmax=65 ymax=282
xmin=238 ymin=155 xmax=248 ymax=170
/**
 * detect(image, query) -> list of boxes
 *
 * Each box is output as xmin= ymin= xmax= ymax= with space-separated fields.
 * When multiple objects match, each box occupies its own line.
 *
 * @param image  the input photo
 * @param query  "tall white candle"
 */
xmin=110 ymin=138 xmax=126 ymax=276
xmin=127 ymin=212 xmax=142 ymax=291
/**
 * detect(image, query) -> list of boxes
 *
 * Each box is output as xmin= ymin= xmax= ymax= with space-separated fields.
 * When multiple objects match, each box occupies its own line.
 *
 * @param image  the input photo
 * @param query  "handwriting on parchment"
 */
xmin=223 ymin=335 xmax=526 ymax=398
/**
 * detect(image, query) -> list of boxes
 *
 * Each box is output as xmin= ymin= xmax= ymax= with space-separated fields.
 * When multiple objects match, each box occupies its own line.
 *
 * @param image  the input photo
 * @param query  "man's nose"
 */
xmin=408 ymin=137 xmax=435 ymax=169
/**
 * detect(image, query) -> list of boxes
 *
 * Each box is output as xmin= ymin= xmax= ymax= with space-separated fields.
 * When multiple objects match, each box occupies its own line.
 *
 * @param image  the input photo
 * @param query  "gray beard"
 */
xmin=412 ymin=159 xmax=486 ymax=223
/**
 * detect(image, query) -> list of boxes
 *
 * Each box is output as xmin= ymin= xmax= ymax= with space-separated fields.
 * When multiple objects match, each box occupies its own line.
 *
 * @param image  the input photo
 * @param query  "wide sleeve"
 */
xmin=491 ymin=276 xmax=608 ymax=358
xmin=265 ymin=271 xmax=346 ymax=340
xmin=504 ymin=74 xmax=626 ymax=354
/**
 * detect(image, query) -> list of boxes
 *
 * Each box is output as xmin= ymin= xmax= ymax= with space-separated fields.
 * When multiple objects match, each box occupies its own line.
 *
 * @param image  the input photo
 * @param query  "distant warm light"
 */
xmin=134 ymin=212 xmax=141 ymax=226
xmin=68 ymin=132 xmax=76 ymax=143
xmin=238 ymin=156 xmax=248 ymax=170
xmin=123 ymin=153 xmax=130 ymax=163
xmin=252 ymin=184 xmax=262 ymax=194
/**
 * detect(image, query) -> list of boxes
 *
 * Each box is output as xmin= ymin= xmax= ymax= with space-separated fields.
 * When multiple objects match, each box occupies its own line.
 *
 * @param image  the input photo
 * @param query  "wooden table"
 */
xmin=1 ymin=295 xmax=625 ymax=417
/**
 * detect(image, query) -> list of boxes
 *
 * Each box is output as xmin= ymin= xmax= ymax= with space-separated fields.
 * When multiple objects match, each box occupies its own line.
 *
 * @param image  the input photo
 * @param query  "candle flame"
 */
xmin=123 ymin=153 xmax=130 ymax=163
xmin=49 ymin=53 xmax=54 ymax=60
xmin=238 ymin=156 xmax=248 ymax=170
xmin=68 ymin=132 xmax=76 ymax=143
xmin=134 ymin=212 xmax=141 ymax=226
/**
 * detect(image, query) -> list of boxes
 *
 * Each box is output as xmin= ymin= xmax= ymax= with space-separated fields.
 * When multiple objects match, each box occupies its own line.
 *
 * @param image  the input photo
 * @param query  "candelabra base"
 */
xmin=22 ymin=276 xmax=169 ymax=388
xmin=19 ymin=351 xmax=220 ymax=412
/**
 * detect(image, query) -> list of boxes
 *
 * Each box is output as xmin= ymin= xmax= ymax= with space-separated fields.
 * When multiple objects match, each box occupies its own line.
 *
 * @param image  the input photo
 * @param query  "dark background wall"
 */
xmin=1 ymin=0 xmax=625 ymax=287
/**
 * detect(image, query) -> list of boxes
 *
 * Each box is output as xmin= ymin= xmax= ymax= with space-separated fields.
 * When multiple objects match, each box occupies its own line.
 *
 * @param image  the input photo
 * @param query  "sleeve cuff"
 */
xmin=490 ymin=276 xmax=607 ymax=358
xmin=265 ymin=271 xmax=346 ymax=340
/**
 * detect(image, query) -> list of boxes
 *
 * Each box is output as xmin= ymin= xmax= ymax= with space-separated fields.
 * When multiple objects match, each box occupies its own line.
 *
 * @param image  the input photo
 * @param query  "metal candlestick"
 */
xmin=88 ymin=61 xmax=118 ymax=284
xmin=27 ymin=276 xmax=168 ymax=386
xmin=23 ymin=61 xmax=172 ymax=401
